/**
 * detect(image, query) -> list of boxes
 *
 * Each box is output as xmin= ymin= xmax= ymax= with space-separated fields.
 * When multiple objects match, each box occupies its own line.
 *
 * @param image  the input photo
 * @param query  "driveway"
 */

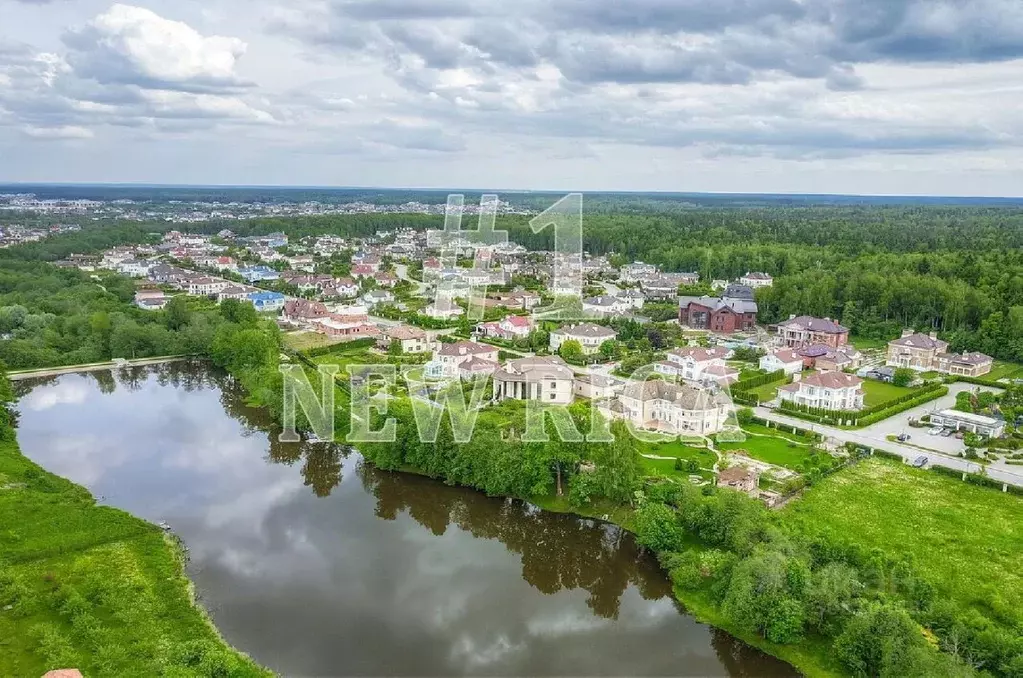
xmin=755 ymin=382 xmax=1023 ymax=488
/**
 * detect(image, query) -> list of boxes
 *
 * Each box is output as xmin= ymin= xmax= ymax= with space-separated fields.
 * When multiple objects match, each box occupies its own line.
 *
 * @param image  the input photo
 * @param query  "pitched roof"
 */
xmin=678 ymin=295 xmax=758 ymax=315
xmin=437 ymin=341 xmax=497 ymax=357
xmin=621 ymin=380 xmax=730 ymax=409
xmin=890 ymin=333 xmax=946 ymax=349
xmin=496 ymin=356 xmax=575 ymax=381
xmin=777 ymin=316 xmax=849 ymax=334
xmin=553 ymin=322 xmax=617 ymax=339
xmin=783 ymin=371 xmax=863 ymax=390
xmin=768 ymin=348 xmax=802 ymax=363
xmin=668 ymin=346 xmax=730 ymax=362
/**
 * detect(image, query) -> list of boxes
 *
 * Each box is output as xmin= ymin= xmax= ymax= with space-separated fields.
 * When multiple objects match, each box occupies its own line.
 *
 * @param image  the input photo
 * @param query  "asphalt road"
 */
xmin=755 ymin=382 xmax=1023 ymax=488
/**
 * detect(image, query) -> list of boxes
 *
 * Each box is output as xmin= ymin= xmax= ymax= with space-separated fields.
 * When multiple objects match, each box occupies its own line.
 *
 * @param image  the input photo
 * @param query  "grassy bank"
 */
xmin=0 ymin=438 xmax=269 ymax=677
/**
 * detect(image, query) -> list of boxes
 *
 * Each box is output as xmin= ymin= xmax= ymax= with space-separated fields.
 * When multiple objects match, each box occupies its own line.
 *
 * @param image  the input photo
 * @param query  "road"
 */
xmin=8 ymin=355 xmax=193 ymax=380
xmin=754 ymin=382 xmax=1023 ymax=488
xmin=394 ymin=263 xmax=430 ymax=296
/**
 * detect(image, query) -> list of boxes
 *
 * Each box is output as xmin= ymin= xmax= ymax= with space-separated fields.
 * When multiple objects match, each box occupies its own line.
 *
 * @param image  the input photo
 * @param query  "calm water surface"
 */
xmin=15 ymin=363 xmax=796 ymax=677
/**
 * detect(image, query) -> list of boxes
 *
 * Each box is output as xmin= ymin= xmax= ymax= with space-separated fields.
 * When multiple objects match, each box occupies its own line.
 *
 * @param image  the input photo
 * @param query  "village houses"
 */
xmin=778 ymin=372 xmax=865 ymax=411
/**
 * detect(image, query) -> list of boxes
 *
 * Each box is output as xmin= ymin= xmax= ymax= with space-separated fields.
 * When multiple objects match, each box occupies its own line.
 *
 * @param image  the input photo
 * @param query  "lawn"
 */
xmin=283 ymin=330 xmax=338 ymax=352
xmin=636 ymin=439 xmax=718 ymax=470
xmin=781 ymin=458 xmax=1023 ymax=630
xmin=0 ymin=440 xmax=268 ymax=677
xmin=848 ymin=335 xmax=888 ymax=350
xmin=987 ymin=360 xmax=1023 ymax=381
xmin=859 ymin=378 xmax=918 ymax=407
xmin=716 ymin=432 xmax=815 ymax=469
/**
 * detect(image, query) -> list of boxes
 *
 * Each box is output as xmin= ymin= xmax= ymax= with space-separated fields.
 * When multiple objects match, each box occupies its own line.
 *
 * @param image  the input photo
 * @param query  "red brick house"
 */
xmin=678 ymin=296 xmax=758 ymax=333
xmin=775 ymin=315 xmax=849 ymax=349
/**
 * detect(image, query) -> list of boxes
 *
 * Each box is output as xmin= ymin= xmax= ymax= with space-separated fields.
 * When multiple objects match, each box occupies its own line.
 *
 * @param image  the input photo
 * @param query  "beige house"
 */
xmin=778 ymin=372 xmax=864 ymax=411
xmin=383 ymin=325 xmax=430 ymax=354
xmin=549 ymin=323 xmax=618 ymax=355
xmin=494 ymin=356 xmax=576 ymax=405
xmin=573 ymin=373 xmax=625 ymax=400
xmin=614 ymin=380 xmax=732 ymax=435
xmin=886 ymin=330 xmax=992 ymax=377
xmin=717 ymin=466 xmax=760 ymax=494
xmin=429 ymin=341 xmax=499 ymax=379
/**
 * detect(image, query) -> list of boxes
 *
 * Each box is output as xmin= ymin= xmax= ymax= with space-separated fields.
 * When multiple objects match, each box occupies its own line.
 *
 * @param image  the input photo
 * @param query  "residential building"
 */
xmin=739 ymin=272 xmax=773 ymax=288
xmin=640 ymin=277 xmax=680 ymax=300
xmin=423 ymin=301 xmax=464 ymax=320
xmin=382 ymin=325 xmax=429 ymax=354
xmin=619 ymin=262 xmax=658 ymax=283
xmin=238 ymin=266 xmax=280 ymax=283
xmin=476 ymin=315 xmax=534 ymax=341
xmin=778 ymin=372 xmax=864 ymax=411
xmin=283 ymin=299 xmax=331 ymax=325
xmin=313 ymin=315 xmax=377 ymax=341
xmin=886 ymin=330 xmax=993 ymax=377
xmin=549 ymin=323 xmax=618 ymax=354
xmin=678 ymin=296 xmax=758 ymax=333
xmin=493 ymin=356 xmax=576 ymax=405
xmin=582 ymin=295 xmax=632 ymax=317
xmin=362 ymin=289 xmax=395 ymax=306
xmin=615 ymin=380 xmax=732 ymax=435
xmin=248 ymin=291 xmax=286 ymax=313
xmin=717 ymin=466 xmax=760 ymax=494
xmin=217 ymin=285 xmax=255 ymax=302
xmin=760 ymin=348 xmax=804 ymax=376
xmin=430 ymin=341 xmax=500 ymax=379
xmin=116 ymin=259 xmax=153 ymax=277
xmin=187 ymin=277 xmax=229 ymax=296
xmin=775 ymin=315 xmax=849 ymax=348
xmin=134 ymin=289 xmax=167 ymax=311
xmin=796 ymin=344 xmax=862 ymax=372
xmin=655 ymin=346 xmax=732 ymax=383
xmin=573 ymin=373 xmax=624 ymax=400
xmin=929 ymin=409 xmax=1005 ymax=438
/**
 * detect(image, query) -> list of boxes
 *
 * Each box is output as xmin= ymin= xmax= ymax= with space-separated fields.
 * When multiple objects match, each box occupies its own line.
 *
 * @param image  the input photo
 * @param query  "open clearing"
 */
xmin=781 ymin=457 xmax=1023 ymax=628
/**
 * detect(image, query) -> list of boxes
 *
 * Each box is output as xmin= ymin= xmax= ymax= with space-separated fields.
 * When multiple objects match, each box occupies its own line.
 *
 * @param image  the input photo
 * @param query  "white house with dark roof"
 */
xmin=493 ymin=356 xmax=576 ymax=404
xmin=549 ymin=323 xmax=617 ymax=354
xmin=739 ymin=272 xmax=773 ymax=288
xmin=429 ymin=341 xmax=500 ymax=379
xmin=760 ymin=348 xmax=804 ymax=375
xmin=778 ymin=372 xmax=864 ymax=411
xmin=655 ymin=346 xmax=733 ymax=383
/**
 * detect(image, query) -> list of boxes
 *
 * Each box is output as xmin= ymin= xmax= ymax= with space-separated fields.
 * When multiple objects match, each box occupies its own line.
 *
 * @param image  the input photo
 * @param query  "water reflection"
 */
xmin=15 ymin=364 xmax=796 ymax=677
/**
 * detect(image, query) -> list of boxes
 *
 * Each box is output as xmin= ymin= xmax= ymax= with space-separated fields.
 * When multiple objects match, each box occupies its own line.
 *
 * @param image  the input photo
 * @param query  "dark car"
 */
xmin=897 ymin=433 xmax=911 ymax=442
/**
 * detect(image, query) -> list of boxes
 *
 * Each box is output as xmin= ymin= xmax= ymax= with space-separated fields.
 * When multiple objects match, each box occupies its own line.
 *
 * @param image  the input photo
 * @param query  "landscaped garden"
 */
xmin=859 ymin=378 xmax=918 ymax=407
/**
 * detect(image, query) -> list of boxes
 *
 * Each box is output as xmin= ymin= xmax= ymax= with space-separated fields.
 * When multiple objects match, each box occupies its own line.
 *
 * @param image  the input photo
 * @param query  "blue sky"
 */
xmin=1 ymin=0 xmax=1022 ymax=195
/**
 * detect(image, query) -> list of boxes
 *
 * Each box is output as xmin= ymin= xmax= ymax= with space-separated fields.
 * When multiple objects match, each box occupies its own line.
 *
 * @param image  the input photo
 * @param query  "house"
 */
xmin=886 ymin=330 xmax=993 ymax=377
xmin=459 ymin=356 xmax=502 ymax=380
xmin=248 ymin=291 xmax=286 ymax=313
xmin=929 ymin=409 xmax=1005 ymax=438
xmin=382 ymin=325 xmax=429 ymax=354
xmin=678 ymin=296 xmax=758 ymax=333
xmin=429 ymin=341 xmax=500 ymax=379
xmin=476 ymin=315 xmax=534 ymax=341
xmin=134 ymin=289 xmax=167 ymax=311
xmin=217 ymin=285 xmax=255 ymax=302
xmin=619 ymin=262 xmax=658 ymax=283
xmin=739 ymin=272 xmax=773 ymax=288
xmin=322 ymin=278 xmax=359 ymax=299
xmin=549 ymin=323 xmax=618 ymax=355
xmin=723 ymin=284 xmax=755 ymax=301
xmin=116 ymin=259 xmax=153 ymax=278
xmin=313 ymin=314 xmax=378 ymax=341
xmin=760 ymin=348 xmax=804 ymax=376
xmin=286 ymin=255 xmax=316 ymax=272
xmin=778 ymin=372 xmax=864 ymax=411
xmin=717 ymin=466 xmax=760 ymax=494
xmin=238 ymin=266 xmax=280 ymax=283
xmin=775 ymin=316 xmax=849 ymax=349
xmin=655 ymin=346 xmax=732 ymax=384
xmin=640 ymin=277 xmax=680 ymax=300
xmin=573 ymin=373 xmax=624 ymax=400
xmin=362 ymin=290 xmax=395 ymax=307
xmin=351 ymin=264 xmax=377 ymax=278
xmin=617 ymin=288 xmax=646 ymax=309
xmin=614 ymin=380 xmax=732 ymax=436
xmin=795 ymin=344 xmax=862 ymax=372
xmin=373 ymin=271 xmax=399 ymax=288
xmin=582 ymin=295 xmax=634 ymax=317
xmin=493 ymin=356 xmax=576 ymax=405
xmin=423 ymin=301 xmax=464 ymax=320
xmin=490 ymin=290 xmax=542 ymax=310
xmin=187 ymin=277 xmax=230 ymax=297
xmin=283 ymin=299 xmax=331 ymax=325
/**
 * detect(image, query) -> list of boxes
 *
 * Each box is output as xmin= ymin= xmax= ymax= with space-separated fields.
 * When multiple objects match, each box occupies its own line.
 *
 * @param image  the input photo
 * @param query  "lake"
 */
xmin=14 ymin=362 xmax=795 ymax=677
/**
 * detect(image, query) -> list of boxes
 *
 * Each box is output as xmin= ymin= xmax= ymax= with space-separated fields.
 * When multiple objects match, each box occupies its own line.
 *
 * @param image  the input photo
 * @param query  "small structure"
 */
xmin=739 ymin=271 xmax=773 ymax=288
xmin=717 ymin=466 xmax=760 ymax=494
xmin=929 ymin=409 xmax=1005 ymax=438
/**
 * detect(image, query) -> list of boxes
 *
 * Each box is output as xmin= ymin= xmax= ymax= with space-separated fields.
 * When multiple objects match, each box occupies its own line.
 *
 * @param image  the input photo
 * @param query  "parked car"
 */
xmin=928 ymin=427 xmax=942 ymax=435
xmin=897 ymin=433 xmax=911 ymax=442
xmin=940 ymin=429 xmax=953 ymax=437
xmin=912 ymin=456 xmax=928 ymax=468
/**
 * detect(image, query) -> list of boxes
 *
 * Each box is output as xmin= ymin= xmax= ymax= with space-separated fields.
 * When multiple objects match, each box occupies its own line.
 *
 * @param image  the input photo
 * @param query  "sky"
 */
xmin=1 ymin=0 xmax=1022 ymax=195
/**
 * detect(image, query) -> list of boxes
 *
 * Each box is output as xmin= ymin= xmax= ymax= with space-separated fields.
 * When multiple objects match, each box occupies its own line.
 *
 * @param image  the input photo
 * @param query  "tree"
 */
xmin=559 ymin=339 xmax=584 ymax=363
xmin=892 ymin=368 xmax=915 ymax=387
xmin=599 ymin=339 xmax=619 ymax=360
xmin=633 ymin=502 xmax=686 ymax=553
xmin=163 ymin=295 xmax=191 ymax=331
xmin=589 ymin=420 xmax=642 ymax=503
xmin=835 ymin=603 xmax=925 ymax=677
xmin=388 ymin=339 xmax=403 ymax=356
xmin=736 ymin=407 xmax=754 ymax=426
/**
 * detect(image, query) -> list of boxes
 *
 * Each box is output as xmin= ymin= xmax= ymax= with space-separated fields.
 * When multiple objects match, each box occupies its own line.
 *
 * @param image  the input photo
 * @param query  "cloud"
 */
xmin=62 ymin=4 xmax=251 ymax=93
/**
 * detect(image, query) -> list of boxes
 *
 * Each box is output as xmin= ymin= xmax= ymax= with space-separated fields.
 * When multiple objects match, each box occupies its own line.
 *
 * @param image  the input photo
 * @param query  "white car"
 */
xmin=928 ymin=427 xmax=942 ymax=435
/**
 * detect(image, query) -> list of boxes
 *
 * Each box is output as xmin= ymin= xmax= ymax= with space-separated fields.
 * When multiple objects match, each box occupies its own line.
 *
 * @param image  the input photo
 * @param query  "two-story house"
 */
xmin=655 ymin=346 xmax=733 ymax=383
xmin=493 ymin=356 xmax=576 ymax=405
xmin=428 ymin=341 xmax=500 ymax=379
xmin=778 ymin=372 xmax=864 ymax=411
xmin=549 ymin=323 xmax=618 ymax=355
xmin=476 ymin=315 xmax=534 ymax=341
xmin=886 ymin=329 xmax=993 ymax=377
xmin=775 ymin=316 xmax=849 ymax=348
xmin=613 ymin=380 xmax=732 ymax=436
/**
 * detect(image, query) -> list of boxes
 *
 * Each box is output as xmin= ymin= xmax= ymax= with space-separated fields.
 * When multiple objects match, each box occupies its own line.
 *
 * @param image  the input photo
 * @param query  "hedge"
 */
xmin=776 ymin=385 xmax=948 ymax=427
xmin=732 ymin=369 xmax=785 ymax=392
xmin=954 ymin=374 xmax=1010 ymax=388
xmin=300 ymin=337 xmax=378 ymax=357
xmin=927 ymin=464 xmax=1023 ymax=496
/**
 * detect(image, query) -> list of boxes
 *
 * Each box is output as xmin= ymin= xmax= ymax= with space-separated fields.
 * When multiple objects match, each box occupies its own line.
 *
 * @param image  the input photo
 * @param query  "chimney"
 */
xmin=929 ymin=331 xmax=937 ymax=340
xmin=792 ymin=373 xmax=801 ymax=383
xmin=902 ymin=328 xmax=914 ymax=338
xmin=789 ymin=314 xmax=796 ymax=320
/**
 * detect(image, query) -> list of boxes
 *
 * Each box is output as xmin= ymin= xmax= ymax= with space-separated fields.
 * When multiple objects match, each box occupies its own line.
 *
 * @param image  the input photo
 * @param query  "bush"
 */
xmin=633 ymin=502 xmax=686 ymax=552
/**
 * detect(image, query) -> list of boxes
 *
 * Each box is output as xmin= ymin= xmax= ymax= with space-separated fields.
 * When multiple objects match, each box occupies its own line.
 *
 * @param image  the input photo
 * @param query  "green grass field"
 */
xmin=636 ymin=439 xmax=717 ymax=470
xmin=848 ymin=335 xmax=888 ymax=350
xmin=987 ymin=360 xmax=1023 ymax=381
xmin=781 ymin=458 xmax=1023 ymax=629
xmin=0 ymin=440 xmax=268 ymax=677
xmin=282 ymin=330 xmax=338 ymax=352
xmin=717 ymin=432 xmax=815 ymax=469
xmin=859 ymin=379 xmax=918 ymax=407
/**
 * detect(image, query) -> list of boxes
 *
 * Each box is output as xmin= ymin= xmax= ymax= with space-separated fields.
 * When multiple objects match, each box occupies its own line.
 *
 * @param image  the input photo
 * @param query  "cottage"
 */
xmin=796 ymin=344 xmax=862 ymax=372
xmin=738 ymin=272 xmax=773 ymax=288
xmin=476 ymin=314 xmax=534 ymax=341
xmin=778 ymin=372 xmax=864 ymax=411
xmin=678 ymin=295 xmax=758 ymax=333
xmin=886 ymin=330 xmax=992 ymax=377
xmin=429 ymin=341 xmax=500 ymax=379
xmin=383 ymin=325 xmax=429 ymax=354
xmin=717 ymin=466 xmax=760 ymax=494
xmin=573 ymin=373 xmax=624 ymax=400
xmin=493 ymin=356 xmax=576 ymax=404
xmin=283 ymin=299 xmax=331 ymax=325
xmin=614 ymin=379 xmax=732 ymax=436
xmin=549 ymin=323 xmax=618 ymax=354
xmin=775 ymin=316 xmax=849 ymax=348
xmin=248 ymin=291 xmax=286 ymax=313
xmin=655 ymin=346 xmax=732 ymax=383
xmin=760 ymin=348 xmax=804 ymax=376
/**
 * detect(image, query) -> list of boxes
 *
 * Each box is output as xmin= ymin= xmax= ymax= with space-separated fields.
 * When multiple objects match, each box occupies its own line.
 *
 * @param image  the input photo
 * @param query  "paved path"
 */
xmin=8 ymin=356 xmax=193 ymax=380
xmin=755 ymin=382 xmax=1023 ymax=488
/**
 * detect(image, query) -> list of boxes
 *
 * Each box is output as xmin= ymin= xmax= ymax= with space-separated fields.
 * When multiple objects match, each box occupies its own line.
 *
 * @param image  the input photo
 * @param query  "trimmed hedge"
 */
xmin=732 ymin=369 xmax=785 ymax=392
xmin=928 ymin=464 xmax=1023 ymax=496
xmin=776 ymin=385 xmax=948 ymax=427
